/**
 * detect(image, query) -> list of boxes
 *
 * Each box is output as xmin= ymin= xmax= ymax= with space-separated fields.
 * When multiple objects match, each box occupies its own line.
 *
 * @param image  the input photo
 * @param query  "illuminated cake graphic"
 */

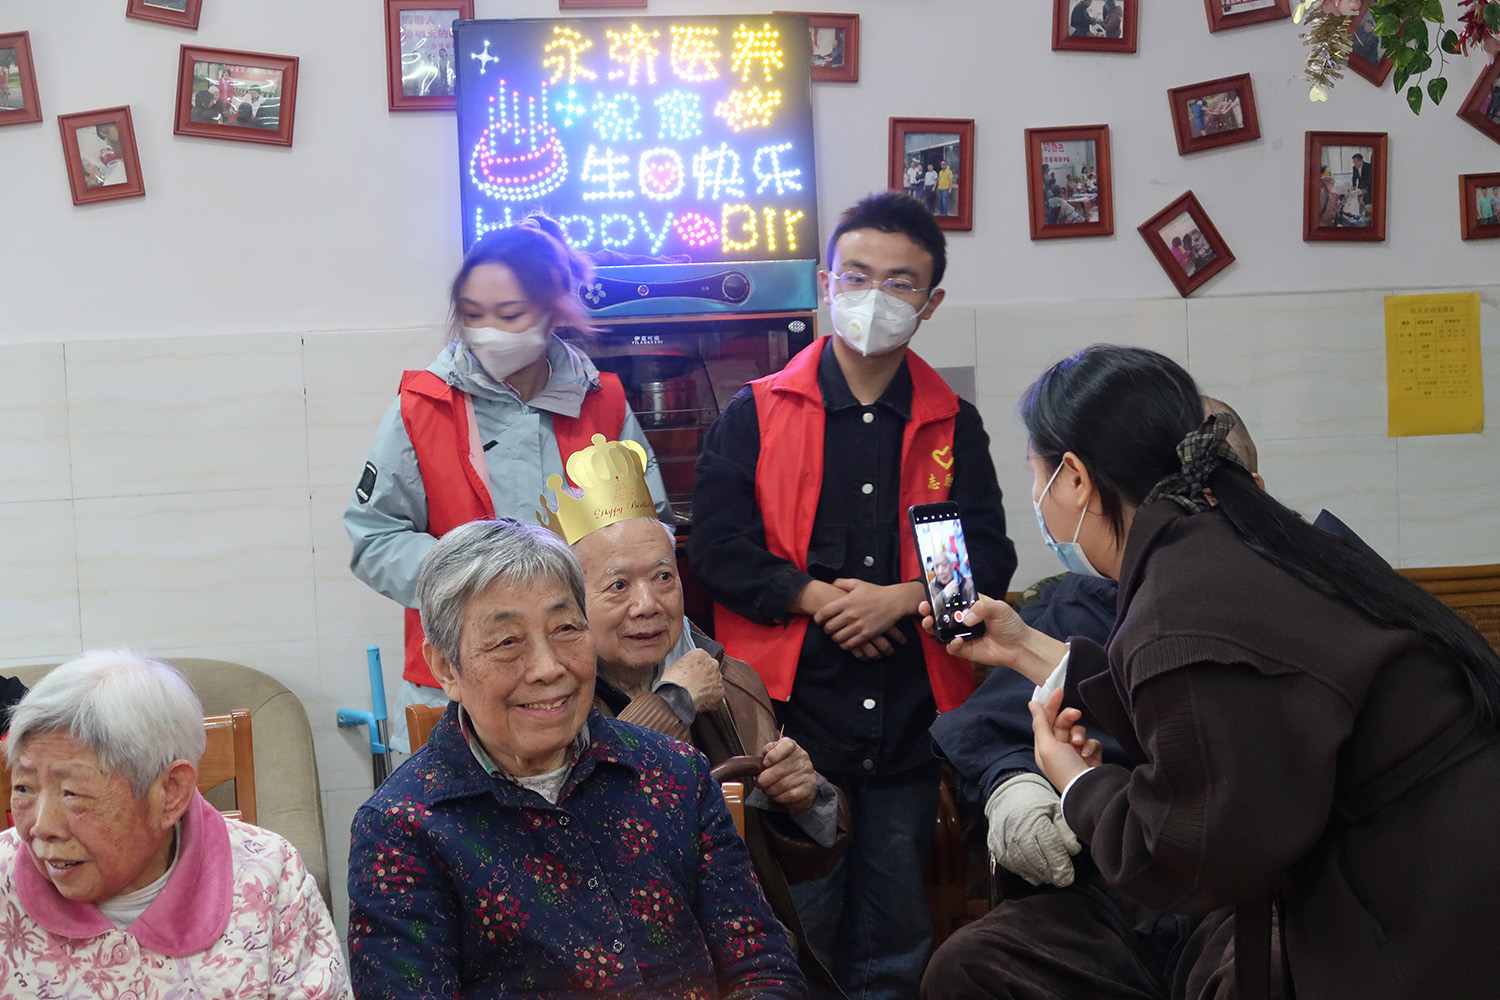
xmin=469 ymin=79 xmax=568 ymax=202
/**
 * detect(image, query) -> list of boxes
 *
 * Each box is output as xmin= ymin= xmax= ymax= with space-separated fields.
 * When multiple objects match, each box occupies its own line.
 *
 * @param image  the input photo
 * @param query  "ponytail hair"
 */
xmin=448 ymin=213 xmax=597 ymax=339
xmin=1022 ymin=344 xmax=1500 ymax=727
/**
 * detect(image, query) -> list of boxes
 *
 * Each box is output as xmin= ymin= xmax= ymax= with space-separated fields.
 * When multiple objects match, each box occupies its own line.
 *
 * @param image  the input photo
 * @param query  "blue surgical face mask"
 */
xmin=1032 ymin=463 xmax=1105 ymax=579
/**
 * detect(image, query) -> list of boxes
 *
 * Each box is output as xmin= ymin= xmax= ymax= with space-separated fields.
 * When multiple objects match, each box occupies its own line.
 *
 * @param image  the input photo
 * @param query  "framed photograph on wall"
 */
xmin=1168 ymin=73 xmax=1260 ymax=155
xmin=0 ymin=31 xmax=42 ymax=127
xmin=558 ymin=0 xmax=646 ymax=8
xmin=1024 ymin=123 xmax=1113 ymax=239
xmin=1204 ymin=0 xmax=1290 ymax=31
xmin=1138 ymin=191 xmax=1235 ymax=297
xmin=1053 ymin=0 xmax=1138 ymax=53
xmin=386 ymin=0 xmax=472 ymax=111
xmin=888 ymin=117 xmax=974 ymax=231
xmin=1347 ymin=9 xmax=1393 ymax=86
xmin=1457 ymin=56 xmax=1500 ymax=146
xmin=126 ymin=0 xmax=203 ymax=30
xmin=799 ymin=12 xmax=859 ymax=83
xmin=1304 ymin=130 xmax=1387 ymax=241
xmin=1459 ymin=172 xmax=1500 ymax=241
xmin=57 ymin=106 xmax=145 ymax=205
xmin=174 ymin=45 xmax=299 ymax=146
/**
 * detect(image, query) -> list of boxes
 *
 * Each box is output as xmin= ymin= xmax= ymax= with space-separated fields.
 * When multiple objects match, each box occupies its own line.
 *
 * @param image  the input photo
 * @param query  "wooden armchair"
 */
xmin=1401 ymin=563 xmax=1500 ymax=655
xmin=199 ymin=710 xmax=257 ymax=824
xmin=406 ymin=703 xmax=445 ymax=753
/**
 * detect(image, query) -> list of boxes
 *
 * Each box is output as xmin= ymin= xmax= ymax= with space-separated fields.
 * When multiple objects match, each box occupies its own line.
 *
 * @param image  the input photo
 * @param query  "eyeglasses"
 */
xmin=833 ymin=271 xmax=930 ymax=297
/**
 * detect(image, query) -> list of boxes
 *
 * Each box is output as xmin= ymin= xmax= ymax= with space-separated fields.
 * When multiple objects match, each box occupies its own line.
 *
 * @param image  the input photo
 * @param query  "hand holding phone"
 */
xmin=909 ymin=501 xmax=986 ymax=643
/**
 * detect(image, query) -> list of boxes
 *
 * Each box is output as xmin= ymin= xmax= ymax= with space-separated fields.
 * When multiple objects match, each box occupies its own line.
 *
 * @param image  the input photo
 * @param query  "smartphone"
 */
xmin=909 ymin=501 xmax=986 ymax=643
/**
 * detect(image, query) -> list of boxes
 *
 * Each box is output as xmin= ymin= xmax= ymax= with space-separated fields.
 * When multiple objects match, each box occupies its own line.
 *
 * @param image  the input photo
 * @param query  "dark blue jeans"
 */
xmin=789 ymin=761 xmax=941 ymax=1000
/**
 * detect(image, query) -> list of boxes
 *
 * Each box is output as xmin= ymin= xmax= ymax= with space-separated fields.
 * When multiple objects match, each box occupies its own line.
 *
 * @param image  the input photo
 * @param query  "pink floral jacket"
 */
xmin=0 ymin=792 xmax=352 ymax=1000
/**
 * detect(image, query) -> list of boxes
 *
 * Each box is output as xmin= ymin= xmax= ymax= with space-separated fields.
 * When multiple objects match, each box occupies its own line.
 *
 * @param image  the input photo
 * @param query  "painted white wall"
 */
xmin=4 ymin=0 xmax=1498 ymax=344
xmin=1 ymin=0 xmax=1496 ymax=939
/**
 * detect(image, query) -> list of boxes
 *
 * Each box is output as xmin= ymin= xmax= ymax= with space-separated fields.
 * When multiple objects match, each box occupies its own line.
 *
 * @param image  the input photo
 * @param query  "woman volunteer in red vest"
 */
xmin=344 ymin=215 xmax=670 ymax=746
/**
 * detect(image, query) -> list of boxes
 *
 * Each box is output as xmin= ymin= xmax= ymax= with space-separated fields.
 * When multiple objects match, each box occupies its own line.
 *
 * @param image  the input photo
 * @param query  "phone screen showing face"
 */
xmin=910 ymin=502 xmax=984 ymax=642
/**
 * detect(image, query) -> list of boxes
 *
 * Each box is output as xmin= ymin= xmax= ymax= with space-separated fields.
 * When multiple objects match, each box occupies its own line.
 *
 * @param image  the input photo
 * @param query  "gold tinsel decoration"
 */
xmin=1300 ymin=10 xmax=1356 ymax=96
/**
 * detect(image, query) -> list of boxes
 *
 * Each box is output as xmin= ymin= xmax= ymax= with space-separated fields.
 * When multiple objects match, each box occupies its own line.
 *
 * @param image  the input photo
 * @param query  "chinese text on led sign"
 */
xmin=456 ymin=15 xmax=815 ymax=261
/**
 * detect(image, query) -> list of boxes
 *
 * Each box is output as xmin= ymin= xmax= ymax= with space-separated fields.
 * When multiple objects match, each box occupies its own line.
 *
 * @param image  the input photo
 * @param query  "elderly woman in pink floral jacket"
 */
xmin=0 ymin=650 xmax=352 ymax=999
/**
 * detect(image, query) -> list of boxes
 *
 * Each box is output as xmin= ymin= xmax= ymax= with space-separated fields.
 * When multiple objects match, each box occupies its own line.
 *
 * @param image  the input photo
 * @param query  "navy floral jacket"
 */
xmin=347 ymin=705 xmax=806 ymax=1000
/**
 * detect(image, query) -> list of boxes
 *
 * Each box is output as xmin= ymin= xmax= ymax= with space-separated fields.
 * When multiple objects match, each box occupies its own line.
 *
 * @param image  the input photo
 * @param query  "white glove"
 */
xmin=985 ymin=772 xmax=1081 ymax=888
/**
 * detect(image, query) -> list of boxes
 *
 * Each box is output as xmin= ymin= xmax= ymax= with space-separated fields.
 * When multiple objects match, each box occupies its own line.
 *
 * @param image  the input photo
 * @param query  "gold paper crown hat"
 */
xmin=536 ymin=434 xmax=658 ymax=545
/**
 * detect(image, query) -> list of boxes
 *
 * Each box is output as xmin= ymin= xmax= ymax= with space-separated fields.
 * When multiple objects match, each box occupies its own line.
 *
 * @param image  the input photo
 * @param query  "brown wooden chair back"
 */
xmin=1401 ymin=563 xmax=1500 ymax=656
xmin=406 ymin=703 xmax=445 ymax=753
xmin=199 ymin=710 xmax=256 ymax=825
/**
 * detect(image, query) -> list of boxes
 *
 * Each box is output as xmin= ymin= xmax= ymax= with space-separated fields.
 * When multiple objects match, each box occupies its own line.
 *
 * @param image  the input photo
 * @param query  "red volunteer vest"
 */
xmin=712 ymin=339 xmax=976 ymax=712
xmin=398 ymin=369 xmax=626 ymax=687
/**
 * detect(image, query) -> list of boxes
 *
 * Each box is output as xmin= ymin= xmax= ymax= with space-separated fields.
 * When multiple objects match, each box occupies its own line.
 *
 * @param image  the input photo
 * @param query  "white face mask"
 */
xmin=462 ymin=320 xmax=550 ymax=383
xmin=830 ymin=288 xmax=926 ymax=357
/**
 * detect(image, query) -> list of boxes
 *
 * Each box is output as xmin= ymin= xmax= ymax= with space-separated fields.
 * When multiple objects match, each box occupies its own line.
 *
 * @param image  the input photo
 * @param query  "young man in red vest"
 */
xmin=690 ymin=191 xmax=1018 ymax=1000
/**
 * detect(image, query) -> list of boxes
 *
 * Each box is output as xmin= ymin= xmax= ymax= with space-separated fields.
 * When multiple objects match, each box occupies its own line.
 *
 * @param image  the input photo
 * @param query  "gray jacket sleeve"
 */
xmin=344 ymin=398 xmax=435 ymax=610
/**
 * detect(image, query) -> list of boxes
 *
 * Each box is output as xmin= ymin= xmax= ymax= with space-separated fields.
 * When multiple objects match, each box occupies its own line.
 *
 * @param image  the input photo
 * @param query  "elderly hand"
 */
xmin=757 ymin=737 xmax=818 ymax=814
xmin=1029 ymin=689 xmax=1103 ymax=793
xmin=660 ymin=649 xmax=725 ymax=713
xmin=984 ymin=773 xmax=1080 ymax=887
xmin=814 ymin=579 xmax=921 ymax=652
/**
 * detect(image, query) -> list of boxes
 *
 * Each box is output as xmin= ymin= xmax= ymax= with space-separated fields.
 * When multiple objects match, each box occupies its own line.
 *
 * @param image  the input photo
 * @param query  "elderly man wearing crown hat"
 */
xmin=540 ymin=436 xmax=852 ymax=999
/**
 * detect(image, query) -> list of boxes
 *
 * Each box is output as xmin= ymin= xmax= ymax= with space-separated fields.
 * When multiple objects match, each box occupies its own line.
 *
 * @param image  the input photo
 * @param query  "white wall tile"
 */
xmin=311 ymin=485 xmax=405 ymax=641
xmin=303 ymin=327 xmax=443 ymax=489
xmin=1396 ymin=430 xmax=1500 ymax=568
xmin=0 ymin=344 xmax=72 ymax=503
xmin=1256 ymin=435 xmax=1400 ymax=563
xmin=975 ymin=299 xmax=1191 ymax=590
xmin=0 ymin=500 xmax=80 ymax=660
xmin=1187 ymin=291 xmax=1389 ymax=441
xmin=74 ymin=488 xmax=317 ymax=650
xmin=913 ymin=306 xmax=977 ymax=370
xmin=66 ymin=333 xmax=309 ymax=498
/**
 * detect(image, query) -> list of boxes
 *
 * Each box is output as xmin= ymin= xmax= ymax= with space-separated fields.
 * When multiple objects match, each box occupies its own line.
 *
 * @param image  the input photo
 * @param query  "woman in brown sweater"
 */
xmin=928 ymin=345 xmax=1500 ymax=999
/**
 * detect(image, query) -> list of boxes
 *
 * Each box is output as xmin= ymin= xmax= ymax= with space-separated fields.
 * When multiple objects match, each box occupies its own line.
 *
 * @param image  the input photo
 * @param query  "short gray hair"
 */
xmin=6 ymin=650 xmax=207 ymax=799
xmin=417 ymin=519 xmax=587 ymax=670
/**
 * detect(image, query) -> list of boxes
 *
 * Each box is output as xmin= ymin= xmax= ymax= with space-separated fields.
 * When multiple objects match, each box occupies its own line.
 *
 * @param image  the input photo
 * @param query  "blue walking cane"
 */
xmin=337 ymin=646 xmax=394 ymax=787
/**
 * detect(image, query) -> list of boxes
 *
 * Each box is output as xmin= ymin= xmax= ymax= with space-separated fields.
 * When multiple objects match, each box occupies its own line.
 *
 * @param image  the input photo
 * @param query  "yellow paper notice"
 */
xmin=1385 ymin=292 xmax=1484 ymax=437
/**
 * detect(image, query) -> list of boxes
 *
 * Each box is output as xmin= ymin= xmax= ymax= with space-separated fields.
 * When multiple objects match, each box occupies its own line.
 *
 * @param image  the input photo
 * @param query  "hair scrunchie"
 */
xmin=1139 ymin=411 xmax=1245 ymax=514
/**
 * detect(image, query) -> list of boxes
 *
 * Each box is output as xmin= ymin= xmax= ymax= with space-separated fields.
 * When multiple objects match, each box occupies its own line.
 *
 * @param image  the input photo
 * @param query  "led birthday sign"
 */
xmin=455 ymin=14 xmax=816 ymax=263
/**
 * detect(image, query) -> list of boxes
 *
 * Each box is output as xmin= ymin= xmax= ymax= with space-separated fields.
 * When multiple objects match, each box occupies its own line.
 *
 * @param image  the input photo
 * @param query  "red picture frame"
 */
xmin=1304 ymin=131 xmax=1388 ymax=242
xmin=125 ymin=0 xmax=203 ymax=30
xmin=1025 ymin=124 xmax=1114 ymax=240
xmin=0 ymin=31 xmax=42 ymax=127
xmin=558 ymin=0 xmax=646 ymax=7
xmin=1203 ymin=0 xmax=1290 ymax=31
xmin=57 ymin=106 xmax=145 ymax=206
xmin=888 ymin=117 xmax=975 ymax=231
xmin=1138 ymin=191 xmax=1235 ymax=297
xmin=385 ymin=0 xmax=472 ymax=112
xmin=1347 ymin=9 xmax=1393 ymax=87
xmin=1457 ymin=55 xmax=1500 ymax=147
xmin=803 ymin=12 xmax=859 ymax=83
xmin=1168 ymin=73 xmax=1261 ymax=155
xmin=174 ymin=45 xmax=299 ymax=146
xmin=1459 ymin=172 xmax=1500 ymax=241
xmin=1053 ymin=0 xmax=1137 ymax=53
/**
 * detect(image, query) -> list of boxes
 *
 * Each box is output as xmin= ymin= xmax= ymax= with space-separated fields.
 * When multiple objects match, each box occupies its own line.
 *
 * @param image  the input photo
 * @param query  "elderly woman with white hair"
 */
xmin=0 ymin=650 xmax=352 ymax=999
xmin=347 ymin=518 xmax=805 ymax=1000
